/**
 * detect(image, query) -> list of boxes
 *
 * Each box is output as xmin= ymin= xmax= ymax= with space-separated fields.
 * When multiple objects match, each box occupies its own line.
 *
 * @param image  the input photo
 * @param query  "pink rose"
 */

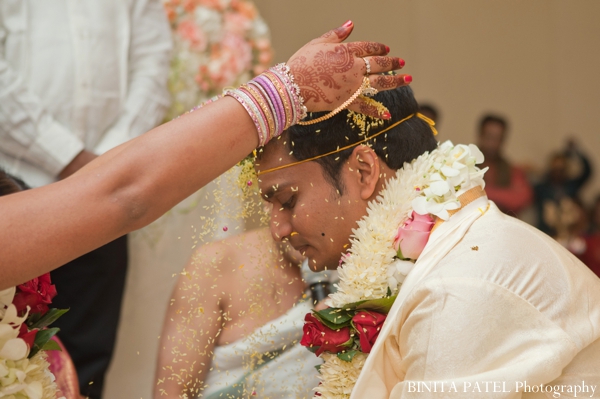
xmin=393 ymin=211 xmax=434 ymax=260
xmin=352 ymin=311 xmax=387 ymax=353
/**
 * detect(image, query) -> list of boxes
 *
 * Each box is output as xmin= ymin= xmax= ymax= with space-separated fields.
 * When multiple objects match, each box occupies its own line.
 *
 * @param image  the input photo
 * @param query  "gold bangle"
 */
xmin=245 ymin=84 xmax=277 ymax=139
xmin=296 ymin=77 xmax=369 ymax=126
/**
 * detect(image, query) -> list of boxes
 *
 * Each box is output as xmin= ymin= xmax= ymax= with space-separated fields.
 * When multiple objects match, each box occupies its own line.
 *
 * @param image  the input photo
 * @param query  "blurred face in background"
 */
xmin=549 ymin=154 xmax=568 ymax=183
xmin=478 ymin=121 xmax=505 ymax=161
xmin=592 ymin=199 xmax=600 ymax=229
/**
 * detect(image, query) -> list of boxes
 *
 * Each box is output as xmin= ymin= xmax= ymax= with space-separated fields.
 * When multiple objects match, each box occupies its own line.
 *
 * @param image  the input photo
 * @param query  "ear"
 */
xmin=347 ymin=145 xmax=381 ymax=201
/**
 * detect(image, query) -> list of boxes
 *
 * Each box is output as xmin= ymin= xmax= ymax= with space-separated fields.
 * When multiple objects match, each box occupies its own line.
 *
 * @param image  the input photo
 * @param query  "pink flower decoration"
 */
xmin=393 ymin=211 xmax=434 ymax=260
xmin=177 ymin=19 xmax=207 ymax=51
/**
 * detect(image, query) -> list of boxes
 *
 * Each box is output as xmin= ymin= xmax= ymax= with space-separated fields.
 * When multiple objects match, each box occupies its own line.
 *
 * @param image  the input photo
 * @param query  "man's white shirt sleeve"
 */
xmin=94 ymin=0 xmax=172 ymax=154
xmin=0 ymin=22 xmax=84 ymax=176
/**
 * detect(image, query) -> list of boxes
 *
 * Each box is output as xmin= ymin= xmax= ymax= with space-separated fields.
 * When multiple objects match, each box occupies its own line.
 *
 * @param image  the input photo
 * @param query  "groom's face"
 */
xmin=256 ymin=144 xmax=371 ymax=271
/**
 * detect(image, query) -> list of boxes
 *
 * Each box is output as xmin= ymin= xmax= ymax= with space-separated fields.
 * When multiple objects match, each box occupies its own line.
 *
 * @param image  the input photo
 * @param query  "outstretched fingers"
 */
xmin=361 ymin=57 xmax=405 ymax=75
xmin=370 ymin=74 xmax=412 ymax=91
xmin=347 ymin=41 xmax=390 ymax=57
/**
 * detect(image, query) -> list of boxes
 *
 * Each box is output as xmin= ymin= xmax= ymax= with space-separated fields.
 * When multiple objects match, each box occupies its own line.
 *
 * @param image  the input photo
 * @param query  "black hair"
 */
xmin=478 ymin=114 xmax=508 ymax=136
xmin=0 ymin=170 xmax=29 ymax=197
xmin=281 ymin=86 xmax=438 ymax=193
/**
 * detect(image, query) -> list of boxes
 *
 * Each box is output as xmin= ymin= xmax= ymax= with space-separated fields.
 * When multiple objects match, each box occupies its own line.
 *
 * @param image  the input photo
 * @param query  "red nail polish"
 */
xmin=343 ymin=20 xmax=353 ymax=28
xmin=385 ymin=45 xmax=390 ymax=53
xmin=382 ymin=111 xmax=392 ymax=120
xmin=404 ymin=75 xmax=413 ymax=83
xmin=399 ymin=58 xmax=405 ymax=67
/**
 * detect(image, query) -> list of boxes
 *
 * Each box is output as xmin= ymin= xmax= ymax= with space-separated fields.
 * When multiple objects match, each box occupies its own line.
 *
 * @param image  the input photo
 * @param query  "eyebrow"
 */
xmin=262 ymin=183 xmax=293 ymax=200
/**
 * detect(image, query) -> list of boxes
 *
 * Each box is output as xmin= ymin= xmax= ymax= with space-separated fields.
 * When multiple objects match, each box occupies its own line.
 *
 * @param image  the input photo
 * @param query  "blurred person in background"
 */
xmin=104 ymin=1 xmax=274 ymax=398
xmin=580 ymin=195 xmax=600 ymax=278
xmin=0 ymin=1 xmax=171 ymax=397
xmin=477 ymin=114 xmax=533 ymax=217
xmin=534 ymin=139 xmax=592 ymax=236
xmin=546 ymin=196 xmax=588 ymax=257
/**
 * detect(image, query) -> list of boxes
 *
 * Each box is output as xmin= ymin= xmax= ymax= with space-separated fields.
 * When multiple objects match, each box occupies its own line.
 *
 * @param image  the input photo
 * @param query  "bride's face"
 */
xmin=257 ymin=143 xmax=385 ymax=271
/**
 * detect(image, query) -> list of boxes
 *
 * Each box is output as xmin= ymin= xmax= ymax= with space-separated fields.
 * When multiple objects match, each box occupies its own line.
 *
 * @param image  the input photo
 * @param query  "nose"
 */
xmin=269 ymin=208 xmax=293 ymax=242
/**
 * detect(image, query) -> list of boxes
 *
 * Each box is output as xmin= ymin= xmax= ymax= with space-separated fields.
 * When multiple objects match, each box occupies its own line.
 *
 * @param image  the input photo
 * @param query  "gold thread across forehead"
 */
xmin=257 ymin=112 xmax=437 ymax=176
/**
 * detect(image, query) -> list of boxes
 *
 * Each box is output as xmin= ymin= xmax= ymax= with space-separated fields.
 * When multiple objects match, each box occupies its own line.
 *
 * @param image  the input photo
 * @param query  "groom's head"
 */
xmin=256 ymin=86 xmax=437 ymax=271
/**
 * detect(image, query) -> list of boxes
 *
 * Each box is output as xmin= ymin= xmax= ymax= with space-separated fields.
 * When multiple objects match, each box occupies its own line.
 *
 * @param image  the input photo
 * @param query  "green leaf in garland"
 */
xmin=41 ymin=339 xmax=62 ymax=352
xmin=343 ymin=295 xmax=398 ymax=314
xmin=396 ymin=246 xmax=408 ymax=260
xmin=26 ymin=312 xmax=42 ymax=328
xmin=306 ymin=345 xmax=320 ymax=354
xmin=337 ymin=349 xmax=361 ymax=362
xmin=29 ymin=327 xmax=60 ymax=358
xmin=312 ymin=307 xmax=355 ymax=330
xmin=315 ymin=364 xmax=322 ymax=373
xmin=29 ymin=308 xmax=69 ymax=330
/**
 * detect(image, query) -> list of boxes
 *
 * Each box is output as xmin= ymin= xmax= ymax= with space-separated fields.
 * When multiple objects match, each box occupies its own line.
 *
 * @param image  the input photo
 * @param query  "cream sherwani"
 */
xmin=352 ymin=196 xmax=600 ymax=398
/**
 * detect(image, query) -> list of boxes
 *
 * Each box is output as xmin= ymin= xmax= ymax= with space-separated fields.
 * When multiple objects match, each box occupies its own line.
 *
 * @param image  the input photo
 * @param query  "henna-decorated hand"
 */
xmin=287 ymin=20 xmax=411 ymax=119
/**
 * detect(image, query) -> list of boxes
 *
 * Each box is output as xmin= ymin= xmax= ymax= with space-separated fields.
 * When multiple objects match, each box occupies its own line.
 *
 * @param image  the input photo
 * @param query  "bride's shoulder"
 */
xmin=186 ymin=227 xmax=277 ymax=276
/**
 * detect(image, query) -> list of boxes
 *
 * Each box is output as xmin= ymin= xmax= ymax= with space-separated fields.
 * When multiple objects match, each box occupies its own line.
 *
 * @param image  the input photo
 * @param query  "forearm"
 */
xmin=0 ymin=97 xmax=255 ymax=288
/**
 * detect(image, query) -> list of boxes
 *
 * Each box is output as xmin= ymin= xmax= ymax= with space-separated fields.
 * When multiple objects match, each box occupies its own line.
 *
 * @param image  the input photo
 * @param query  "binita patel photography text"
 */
xmin=407 ymin=380 xmax=597 ymax=398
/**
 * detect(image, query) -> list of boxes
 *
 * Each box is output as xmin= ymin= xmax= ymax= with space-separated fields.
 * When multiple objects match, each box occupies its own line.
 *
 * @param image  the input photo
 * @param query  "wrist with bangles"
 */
xmin=223 ymin=60 xmax=382 ymax=146
xmin=224 ymin=63 xmax=307 ymax=146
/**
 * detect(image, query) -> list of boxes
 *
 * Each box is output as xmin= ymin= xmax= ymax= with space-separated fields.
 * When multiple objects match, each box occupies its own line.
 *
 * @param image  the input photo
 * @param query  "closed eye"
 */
xmin=281 ymin=195 xmax=296 ymax=210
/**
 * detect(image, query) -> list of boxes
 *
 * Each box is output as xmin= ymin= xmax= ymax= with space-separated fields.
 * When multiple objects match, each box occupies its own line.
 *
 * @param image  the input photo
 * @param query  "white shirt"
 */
xmin=352 ymin=200 xmax=600 ymax=398
xmin=0 ymin=0 xmax=172 ymax=187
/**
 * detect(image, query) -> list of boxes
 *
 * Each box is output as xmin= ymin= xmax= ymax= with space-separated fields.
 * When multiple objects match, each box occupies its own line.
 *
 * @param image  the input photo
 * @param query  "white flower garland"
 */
xmin=315 ymin=141 xmax=486 ymax=398
xmin=0 ymin=288 xmax=62 ymax=399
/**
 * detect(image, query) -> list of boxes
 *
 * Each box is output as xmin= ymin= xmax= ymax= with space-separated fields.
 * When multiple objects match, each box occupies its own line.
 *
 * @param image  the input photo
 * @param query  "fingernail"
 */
xmin=404 ymin=75 xmax=413 ymax=83
xmin=343 ymin=20 xmax=353 ymax=28
xmin=399 ymin=58 xmax=406 ymax=67
xmin=382 ymin=111 xmax=392 ymax=120
xmin=385 ymin=45 xmax=390 ymax=53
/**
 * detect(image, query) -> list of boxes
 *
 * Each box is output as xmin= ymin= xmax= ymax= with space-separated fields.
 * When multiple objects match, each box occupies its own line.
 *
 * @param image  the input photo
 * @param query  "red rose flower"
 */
xmin=300 ymin=313 xmax=352 ymax=356
xmin=12 ymin=273 xmax=57 ymax=316
xmin=352 ymin=310 xmax=387 ymax=353
xmin=18 ymin=323 xmax=38 ymax=350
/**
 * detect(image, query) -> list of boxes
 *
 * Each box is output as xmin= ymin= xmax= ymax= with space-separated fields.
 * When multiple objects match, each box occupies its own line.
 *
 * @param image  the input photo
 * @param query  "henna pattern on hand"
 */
xmin=347 ymin=42 xmax=387 ymax=57
xmin=375 ymin=75 xmax=403 ymax=89
xmin=357 ymin=100 xmax=379 ymax=116
xmin=313 ymin=45 xmax=355 ymax=87
xmin=290 ymin=45 xmax=355 ymax=105
xmin=288 ymin=40 xmax=391 ymax=110
xmin=372 ymin=56 xmax=403 ymax=70
xmin=288 ymin=56 xmax=330 ymax=104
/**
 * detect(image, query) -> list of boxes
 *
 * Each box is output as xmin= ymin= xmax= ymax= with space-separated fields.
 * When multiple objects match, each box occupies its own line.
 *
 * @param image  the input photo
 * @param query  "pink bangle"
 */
xmin=224 ymin=63 xmax=306 ymax=146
